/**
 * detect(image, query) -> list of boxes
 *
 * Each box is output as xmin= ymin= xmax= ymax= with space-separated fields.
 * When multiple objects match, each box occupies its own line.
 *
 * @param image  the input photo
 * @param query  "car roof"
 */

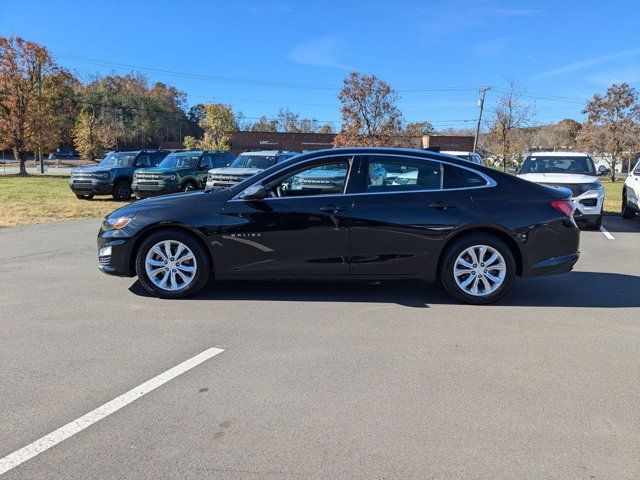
xmin=441 ymin=150 xmax=475 ymax=156
xmin=526 ymin=151 xmax=590 ymax=157
xmin=239 ymin=150 xmax=298 ymax=156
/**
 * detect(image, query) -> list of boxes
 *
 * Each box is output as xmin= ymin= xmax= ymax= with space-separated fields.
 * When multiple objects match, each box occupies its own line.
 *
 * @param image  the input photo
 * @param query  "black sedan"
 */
xmin=97 ymin=148 xmax=580 ymax=304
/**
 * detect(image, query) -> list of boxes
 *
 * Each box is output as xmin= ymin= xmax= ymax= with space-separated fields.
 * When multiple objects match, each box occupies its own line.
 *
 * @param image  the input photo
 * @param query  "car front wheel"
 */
xmin=113 ymin=180 xmax=131 ymax=201
xmin=622 ymin=190 xmax=636 ymax=219
xmin=135 ymin=230 xmax=211 ymax=299
xmin=75 ymin=193 xmax=94 ymax=200
xmin=439 ymin=234 xmax=516 ymax=305
xmin=182 ymin=181 xmax=197 ymax=192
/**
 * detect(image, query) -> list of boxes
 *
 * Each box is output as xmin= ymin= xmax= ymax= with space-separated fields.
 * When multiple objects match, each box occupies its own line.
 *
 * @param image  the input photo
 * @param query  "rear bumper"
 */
xmin=526 ymin=252 xmax=580 ymax=277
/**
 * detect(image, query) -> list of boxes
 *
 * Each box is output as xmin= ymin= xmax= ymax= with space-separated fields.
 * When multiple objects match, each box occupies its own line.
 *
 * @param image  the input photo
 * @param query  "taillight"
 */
xmin=551 ymin=199 xmax=575 ymax=217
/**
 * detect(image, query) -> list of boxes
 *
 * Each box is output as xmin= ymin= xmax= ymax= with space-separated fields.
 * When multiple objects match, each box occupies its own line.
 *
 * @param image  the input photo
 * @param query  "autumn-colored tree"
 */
xmin=250 ymin=115 xmax=278 ymax=132
xmin=182 ymin=135 xmax=197 ymax=150
xmin=0 ymin=36 xmax=77 ymax=175
xmin=197 ymin=103 xmax=238 ymax=151
xmin=73 ymin=110 xmax=115 ymax=161
xmin=404 ymin=121 xmax=435 ymax=137
xmin=577 ymin=83 xmax=640 ymax=181
xmin=555 ymin=118 xmax=582 ymax=148
xmin=485 ymin=80 xmax=535 ymax=171
xmin=318 ymin=123 xmax=333 ymax=134
xmin=334 ymin=72 xmax=403 ymax=147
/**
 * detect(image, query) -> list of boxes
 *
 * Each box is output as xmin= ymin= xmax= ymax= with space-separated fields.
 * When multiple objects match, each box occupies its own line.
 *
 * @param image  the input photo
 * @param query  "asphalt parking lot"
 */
xmin=1 ymin=216 xmax=640 ymax=479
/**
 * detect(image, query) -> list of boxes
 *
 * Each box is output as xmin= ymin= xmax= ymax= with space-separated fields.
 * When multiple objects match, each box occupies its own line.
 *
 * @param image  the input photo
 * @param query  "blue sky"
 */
xmin=1 ymin=0 xmax=639 ymax=130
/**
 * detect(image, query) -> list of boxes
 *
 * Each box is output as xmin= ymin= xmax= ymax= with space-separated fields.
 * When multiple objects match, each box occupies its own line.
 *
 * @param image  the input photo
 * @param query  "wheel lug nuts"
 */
xmin=170 ymin=257 xmax=174 ymax=261
xmin=484 ymin=269 xmax=487 ymax=273
xmin=172 ymin=269 xmax=176 ymax=272
xmin=473 ymin=264 xmax=477 ymax=268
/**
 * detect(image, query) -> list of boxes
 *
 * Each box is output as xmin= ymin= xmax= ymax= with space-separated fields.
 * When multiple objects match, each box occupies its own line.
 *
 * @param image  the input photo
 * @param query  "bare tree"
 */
xmin=485 ymin=80 xmax=535 ymax=171
xmin=577 ymin=83 xmax=640 ymax=181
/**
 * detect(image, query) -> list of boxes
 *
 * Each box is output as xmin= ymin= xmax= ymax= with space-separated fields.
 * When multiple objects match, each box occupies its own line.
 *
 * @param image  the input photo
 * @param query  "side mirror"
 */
xmin=134 ymin=162 xmax=144 ymax=168
xmin=240 ymin=184 xmax=268 ymax=200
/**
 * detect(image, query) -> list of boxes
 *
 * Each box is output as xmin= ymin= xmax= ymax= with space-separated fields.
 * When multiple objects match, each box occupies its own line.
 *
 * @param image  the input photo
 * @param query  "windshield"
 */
xmin=520 ymin=155 xmax=596 ymax=175
xmin=98 ymin=152 xmax=137 ymax=167
xmin=158 ymin=152 xmax=201 ymax=169
xmin=231 ymin=154 xmax=277 ymax=169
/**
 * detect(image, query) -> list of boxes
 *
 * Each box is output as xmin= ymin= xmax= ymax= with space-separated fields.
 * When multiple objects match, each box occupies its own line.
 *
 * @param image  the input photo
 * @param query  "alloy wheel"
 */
xmin=453 ymin=245 xmax=506 ymax=297
xmin=145 ymin=240 xmax=198 ymax=291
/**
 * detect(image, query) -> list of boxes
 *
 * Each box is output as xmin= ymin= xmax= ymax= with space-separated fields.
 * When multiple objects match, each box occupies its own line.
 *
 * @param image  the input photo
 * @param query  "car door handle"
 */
xmin=428 ymin=201 xmax=458 ymax=210
xmin=320 ymin=205 xmax=347 ymax=213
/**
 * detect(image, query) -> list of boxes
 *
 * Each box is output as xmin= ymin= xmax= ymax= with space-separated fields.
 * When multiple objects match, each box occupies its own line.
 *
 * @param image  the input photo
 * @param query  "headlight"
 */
xmin=104 ymin=215 xmax=133 ymax=230
xmin=95 ymin=172 xmax=109 ymax=179
xmin=581 ymin=181 xmax=602 ymax=193
xmin=163 ymin=174 xmax=177 ymax=181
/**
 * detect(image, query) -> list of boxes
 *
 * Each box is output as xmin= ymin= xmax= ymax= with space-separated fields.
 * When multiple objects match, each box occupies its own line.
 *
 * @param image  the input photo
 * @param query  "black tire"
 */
xmin=622 ymin=191 xmax=635 ymax=219
xmin=439 ymin=233 xmax=516 ymax=305
xmin=182 ymin=181 xmax=197 ymax=193
xmin=74 ymin=193 xmax=94 ymax=200
xmin=112 ymin=180 xmax=131 ymax=201
xmin=135 ymin=229 xmax=211 ymax=299
xmin=590 ymin=215 xmax=603 ymax=230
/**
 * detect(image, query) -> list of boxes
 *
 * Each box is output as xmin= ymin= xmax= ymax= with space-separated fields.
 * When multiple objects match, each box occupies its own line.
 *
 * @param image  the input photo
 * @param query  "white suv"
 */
xmin=441 ymin=151 xmax=485 ymax=165
xmin=518 ymin=152 xmax=604 ymax=229
xmin=622 ymin=159 xmax=640 ymax=219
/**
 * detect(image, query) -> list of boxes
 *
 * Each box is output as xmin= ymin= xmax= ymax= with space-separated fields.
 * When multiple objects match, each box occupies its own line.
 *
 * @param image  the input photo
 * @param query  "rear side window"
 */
xmin=364 ymin=156 xmax=443 ymax=192
xmin=136 ymin=155 xmax=151 ymax=167
xmin=443 ymin=164 xmax=489 ymax=189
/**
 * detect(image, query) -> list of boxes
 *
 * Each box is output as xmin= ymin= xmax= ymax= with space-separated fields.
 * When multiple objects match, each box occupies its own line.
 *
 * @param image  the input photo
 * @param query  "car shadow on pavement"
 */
xmin=129 ymin=271 xmax=640 ymax=308
xmin=602 ymin=215 xmax=640 ymax=233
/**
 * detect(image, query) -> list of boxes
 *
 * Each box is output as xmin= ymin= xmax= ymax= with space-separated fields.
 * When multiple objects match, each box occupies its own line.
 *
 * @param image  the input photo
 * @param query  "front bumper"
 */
xmin=70 ymin=178 xmax=114 ymax=195
xmin=132 ymin=183 xmax=180 ymax=198
xmin=97 ymin=233 xmax=135 ymax=277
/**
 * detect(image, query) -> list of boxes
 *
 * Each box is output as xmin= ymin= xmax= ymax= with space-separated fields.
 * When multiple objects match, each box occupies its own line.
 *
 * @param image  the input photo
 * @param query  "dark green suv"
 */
xmin=132 ymin=150 xmax=234 ymax=199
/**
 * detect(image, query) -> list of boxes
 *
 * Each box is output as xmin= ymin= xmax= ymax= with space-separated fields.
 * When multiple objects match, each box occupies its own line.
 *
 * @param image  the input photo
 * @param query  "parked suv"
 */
xmin=70 ymin=150 xmax=168 ymax=201
xmin=442 ymin=151 xmax=485 ymax=165
xmin=132 ymin=150 xmax=234 ymax=199
xmin=205 ymin=150 xmax=299 ymax=190
xmin=518 ymin=152 xmax=604 ymax=229
xmin=622 ymin=159 xmax=640 ymax=219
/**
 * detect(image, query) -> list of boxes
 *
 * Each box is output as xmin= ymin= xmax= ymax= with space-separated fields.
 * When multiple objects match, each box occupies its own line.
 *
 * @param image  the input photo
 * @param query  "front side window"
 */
xmin=265 ymin=160 xmax=350 ymax=197
xmin=199 ymin=156 xmax=214 ymax=170
xmin=158 ymin=152 xmax=202 ymax=169
xmin=634 ymin=160 xmax=640 ymax=174
xmin=135 ymin=155 xmax=150 ymax=167
xmin=520 ymin=155 xmax=596 ymax=175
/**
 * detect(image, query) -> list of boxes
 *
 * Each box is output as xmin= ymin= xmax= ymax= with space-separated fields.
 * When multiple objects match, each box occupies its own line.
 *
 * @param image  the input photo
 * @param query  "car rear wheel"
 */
xmin=135 ymin=230 xmax=211 ymax=299
xmin=622 ymin=190 xmax=636 ymax=219
xmin=439 ymin=234 xmax=516 ymax=305
xmin=75 ymin=193 xmax=94 ymax=200
xmin=112 ymin=180 xmax=131 ymax=201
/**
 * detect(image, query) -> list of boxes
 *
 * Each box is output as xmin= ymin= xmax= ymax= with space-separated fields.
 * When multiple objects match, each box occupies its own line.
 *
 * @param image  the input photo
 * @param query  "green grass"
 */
xmin=0 ymin=175 xmax=130 ymax=228
xmin=602 ymin=178 xmax=623 ymax=215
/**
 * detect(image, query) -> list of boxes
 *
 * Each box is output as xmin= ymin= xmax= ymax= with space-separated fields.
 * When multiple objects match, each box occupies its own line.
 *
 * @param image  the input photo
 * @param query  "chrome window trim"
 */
xmin=229 ymin=152 xmax=496 ymax=202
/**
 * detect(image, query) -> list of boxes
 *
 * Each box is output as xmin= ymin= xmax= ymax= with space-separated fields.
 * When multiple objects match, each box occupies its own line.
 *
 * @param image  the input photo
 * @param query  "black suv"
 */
xmin=70 ymin=150 xmax=169 ymax=201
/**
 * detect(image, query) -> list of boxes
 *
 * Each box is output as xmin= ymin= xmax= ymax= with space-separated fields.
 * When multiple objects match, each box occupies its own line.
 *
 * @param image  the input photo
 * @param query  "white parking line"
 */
xmin=0 ymin=347 xmax=224 ymax=476
xmin=600 ymin=226 xmax=615 ymax=240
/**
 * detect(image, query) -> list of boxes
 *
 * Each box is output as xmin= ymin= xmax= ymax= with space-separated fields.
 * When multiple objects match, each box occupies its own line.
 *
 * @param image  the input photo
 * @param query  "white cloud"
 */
xmin=288 ymin=36 xmax=349 ymax=70
xmin=533 ymin=47 xmax=640 ymax=79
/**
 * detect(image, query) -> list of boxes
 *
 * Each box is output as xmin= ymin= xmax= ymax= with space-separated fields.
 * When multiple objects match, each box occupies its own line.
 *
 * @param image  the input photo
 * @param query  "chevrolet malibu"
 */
xmin=97 ymin=148 xmax=580 ymax=304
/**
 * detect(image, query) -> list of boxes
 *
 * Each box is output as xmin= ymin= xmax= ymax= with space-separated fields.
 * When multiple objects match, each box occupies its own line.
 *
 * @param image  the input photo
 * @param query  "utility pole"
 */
xmin=473 ymin=86 xmax=490 ymax=153
xmin=37 ymin=62 xmax=44 ymax=174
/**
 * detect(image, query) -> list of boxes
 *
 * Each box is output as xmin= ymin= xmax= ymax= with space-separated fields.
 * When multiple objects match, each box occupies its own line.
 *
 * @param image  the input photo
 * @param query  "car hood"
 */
xmin=71 ymin=165 xmax=112 ymax=174
xmin=298 ymin=169 xmax=346 ymax=179
xmin=208 ymin=167 xmax=264 ymax=176
xmin=518 ymin=173 xmax=597 ymax=184
xmin=135 ymin=167 xmax=191 ymax=175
